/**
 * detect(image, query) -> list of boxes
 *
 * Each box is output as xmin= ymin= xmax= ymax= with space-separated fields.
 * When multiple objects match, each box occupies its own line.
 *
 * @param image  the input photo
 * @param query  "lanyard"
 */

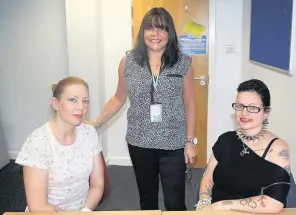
xmin=152 ymin=75 xmax=159 ymax=89
xmin=145 ymin=57 xmax=164 ymax=104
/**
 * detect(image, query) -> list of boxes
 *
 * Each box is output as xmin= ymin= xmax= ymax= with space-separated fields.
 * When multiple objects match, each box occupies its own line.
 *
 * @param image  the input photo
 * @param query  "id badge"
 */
xmin=150 ymin=104 xmax=162 ymax=122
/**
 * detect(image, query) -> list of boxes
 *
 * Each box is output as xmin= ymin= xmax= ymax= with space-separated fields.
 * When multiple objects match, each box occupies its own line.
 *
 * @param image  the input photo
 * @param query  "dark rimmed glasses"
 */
xmin=232 ymin=103 xmax=264 ymax=113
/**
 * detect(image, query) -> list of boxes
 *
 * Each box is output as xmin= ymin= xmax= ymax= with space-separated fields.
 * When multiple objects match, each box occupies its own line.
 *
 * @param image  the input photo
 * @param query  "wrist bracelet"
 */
xmin=195 ymin=197 xmax=211 ymax=211
xmin=81 ymin=207 xmax=91 ymax=212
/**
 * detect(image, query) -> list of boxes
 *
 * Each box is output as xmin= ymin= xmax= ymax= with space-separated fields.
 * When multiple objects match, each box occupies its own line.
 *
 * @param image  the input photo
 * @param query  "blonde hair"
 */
xmin=52 ymin=76 xmax=89 ymax=99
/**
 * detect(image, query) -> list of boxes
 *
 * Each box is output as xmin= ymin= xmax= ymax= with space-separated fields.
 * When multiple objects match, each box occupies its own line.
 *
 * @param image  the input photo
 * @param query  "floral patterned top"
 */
xmin=16 ymin=122 xmax=102 ymax=211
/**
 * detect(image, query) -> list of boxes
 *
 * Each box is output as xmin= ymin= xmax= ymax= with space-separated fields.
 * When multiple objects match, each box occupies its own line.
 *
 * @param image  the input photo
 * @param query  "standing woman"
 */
xmin=89 ymin=7 xmax=197 ymax=210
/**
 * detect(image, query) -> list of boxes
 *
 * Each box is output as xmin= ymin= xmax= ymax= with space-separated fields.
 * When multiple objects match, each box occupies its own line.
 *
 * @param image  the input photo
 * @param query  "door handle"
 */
xmin=194 ymin=75 xmax=206 ymax=86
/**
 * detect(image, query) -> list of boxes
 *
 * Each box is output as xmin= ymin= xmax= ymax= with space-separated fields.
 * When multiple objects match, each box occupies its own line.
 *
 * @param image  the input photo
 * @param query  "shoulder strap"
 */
xmin=262 ymin=138 xmax=279 ymax=158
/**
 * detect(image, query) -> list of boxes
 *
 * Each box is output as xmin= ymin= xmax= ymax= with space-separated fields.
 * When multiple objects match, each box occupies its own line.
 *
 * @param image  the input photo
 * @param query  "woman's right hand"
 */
xmin=84 ymin=120 xmax=100 ymax=130
xmin=83 ymin=55 xmax=127 ymax=131
xmin=84 ymin=120 xmax=97 ymax=126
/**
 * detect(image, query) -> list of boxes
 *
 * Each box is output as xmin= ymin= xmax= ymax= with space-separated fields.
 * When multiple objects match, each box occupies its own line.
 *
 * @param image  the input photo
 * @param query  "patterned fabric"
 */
xmin=124 ymin=52 xmax=192 ymax=150
xmin=16 ymin=122 xmax=102 ymax=211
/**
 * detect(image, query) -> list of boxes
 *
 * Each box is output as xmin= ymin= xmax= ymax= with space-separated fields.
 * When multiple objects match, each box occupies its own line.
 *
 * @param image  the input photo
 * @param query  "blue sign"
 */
xmin=179 ymin=34 xmax=207 ymax=55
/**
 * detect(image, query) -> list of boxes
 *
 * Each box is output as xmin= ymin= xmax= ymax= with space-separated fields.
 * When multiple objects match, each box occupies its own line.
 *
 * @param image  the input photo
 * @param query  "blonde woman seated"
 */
xmin=196 ymin=79 xmax=290 ymax=213
xmin=16 ymin=77 xmax=104 ymax=212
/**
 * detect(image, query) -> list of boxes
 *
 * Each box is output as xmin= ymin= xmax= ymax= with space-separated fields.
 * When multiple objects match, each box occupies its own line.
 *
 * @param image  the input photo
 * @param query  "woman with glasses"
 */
xmin=86 ymin=7 xmax=197 ymax=211
xmin=195 ymin=79 xmax=290 ymax=213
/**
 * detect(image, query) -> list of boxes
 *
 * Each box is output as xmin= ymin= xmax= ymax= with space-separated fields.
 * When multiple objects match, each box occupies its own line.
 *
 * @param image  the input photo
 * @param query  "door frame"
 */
xmin=207 ymin=0 xmax=217 ymax=161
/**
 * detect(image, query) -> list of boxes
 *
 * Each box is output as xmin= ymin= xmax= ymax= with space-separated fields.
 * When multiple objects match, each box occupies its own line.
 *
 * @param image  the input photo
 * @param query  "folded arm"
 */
xmin=215 ymin=195 xmax=283 ymax=213
xmin=213 ymin=138 xmax=291 ymax=214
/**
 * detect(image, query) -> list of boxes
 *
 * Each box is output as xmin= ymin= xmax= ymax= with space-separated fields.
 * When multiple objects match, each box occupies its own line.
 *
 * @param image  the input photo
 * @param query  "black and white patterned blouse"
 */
xmin=124 ymin=52 xmax=192 ymax=150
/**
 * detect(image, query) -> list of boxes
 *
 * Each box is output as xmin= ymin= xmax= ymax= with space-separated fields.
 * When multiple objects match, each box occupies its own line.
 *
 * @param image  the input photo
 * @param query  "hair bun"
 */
xmin=51 ymin=84 xmax=57 ymax=92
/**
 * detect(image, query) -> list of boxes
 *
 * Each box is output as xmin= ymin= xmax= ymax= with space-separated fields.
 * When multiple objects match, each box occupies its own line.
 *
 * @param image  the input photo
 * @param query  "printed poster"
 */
xmin=179 ymin=34 xmax=207 ymax=55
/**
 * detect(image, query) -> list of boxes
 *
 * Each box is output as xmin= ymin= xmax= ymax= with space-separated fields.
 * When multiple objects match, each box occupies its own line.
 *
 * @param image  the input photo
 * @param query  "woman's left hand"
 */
xmin=184 ymin=145 xmax=197 ymax=164
xmin=200 ymin=205 xmax=212 ymax=211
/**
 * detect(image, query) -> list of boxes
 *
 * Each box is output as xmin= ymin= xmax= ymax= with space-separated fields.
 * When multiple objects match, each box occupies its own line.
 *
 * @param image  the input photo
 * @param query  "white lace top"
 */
xmin=16 ymin=122 xmax=102 ymax=211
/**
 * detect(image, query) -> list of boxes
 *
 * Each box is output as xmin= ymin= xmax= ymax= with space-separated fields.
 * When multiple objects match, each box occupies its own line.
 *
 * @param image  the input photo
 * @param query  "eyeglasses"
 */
xmin=232 ymin=103 xmax=264 ymax=113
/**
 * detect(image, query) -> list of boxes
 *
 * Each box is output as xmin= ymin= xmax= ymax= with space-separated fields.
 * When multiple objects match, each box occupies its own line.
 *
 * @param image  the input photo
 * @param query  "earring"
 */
xmin=263 ymin=119 xmax=269 ymax=129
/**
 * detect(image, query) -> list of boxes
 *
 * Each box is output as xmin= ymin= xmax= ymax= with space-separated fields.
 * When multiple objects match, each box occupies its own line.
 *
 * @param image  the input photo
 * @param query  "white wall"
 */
xmin=0 ymin=0 xmax=68 ymax=159
xmin=0 ymin=0 xmax=245 ymax=165
xmin=207 ymin=0 xmax=244 ymax=159
xmin=100 ymin=0 xmax=133 ymax=165
xmin=76 ymin=0 xmax=245 ymax=165
xmin=0 ymin=0 xmax=248 ymax=166
xmin=242 ymin=0 xmax=296 ymax=175
xmin=64 ymin=0 xmax=108 ymax=155
xmin=64 ymin=0 xmax=133 ymax=162
xmin=97 ymin=0 xmax=245 ymax=165
xmin=0 ymin=0 xmax=294 ymax=176
xmin=0 ymin=0 xmax=132 ymax=161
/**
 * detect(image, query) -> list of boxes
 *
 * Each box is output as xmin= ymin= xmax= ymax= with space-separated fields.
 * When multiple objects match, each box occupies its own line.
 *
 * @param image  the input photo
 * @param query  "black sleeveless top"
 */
xmin=212 ymin=131 xmax=290 ymax=207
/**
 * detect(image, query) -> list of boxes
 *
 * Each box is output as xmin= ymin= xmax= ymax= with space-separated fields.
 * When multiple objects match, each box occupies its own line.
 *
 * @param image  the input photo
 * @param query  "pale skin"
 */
xmin=86 ymin=24 xmax=197 ymax=164
xmin=198 ymin=91 xmax=290 ymax=213
xmin=183 ymin=65 xmax=197 ymax=163
xmin=24 ymin=84 xmax=104 ymax=211
xmin=83 ymin=153 xmax=105 ymax=210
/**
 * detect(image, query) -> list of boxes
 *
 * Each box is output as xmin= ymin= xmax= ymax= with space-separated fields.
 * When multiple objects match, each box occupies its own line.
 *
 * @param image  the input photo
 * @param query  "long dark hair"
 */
xmin=131 ymin=7 xmax=179 ymax=68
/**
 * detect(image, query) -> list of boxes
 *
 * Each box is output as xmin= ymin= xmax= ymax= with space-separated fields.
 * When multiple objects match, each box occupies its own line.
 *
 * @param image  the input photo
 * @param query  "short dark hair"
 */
xmin=237 ymin=79 xmax=271 ymax=111
xmin=131 ymin=7 xmax=179 ymax=68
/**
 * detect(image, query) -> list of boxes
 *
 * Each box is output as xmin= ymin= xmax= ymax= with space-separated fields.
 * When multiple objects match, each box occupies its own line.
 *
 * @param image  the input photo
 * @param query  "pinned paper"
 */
xmin=183 ymin=21 xmax=205 ymax=39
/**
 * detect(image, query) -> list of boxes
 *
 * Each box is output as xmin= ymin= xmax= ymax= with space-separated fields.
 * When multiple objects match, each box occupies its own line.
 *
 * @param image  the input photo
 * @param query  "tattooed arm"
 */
xmin=199 ymin=153 xmax=218 ymax=200
xmin=271 ymin=139 xmax=291 ymax=175
xmin=210 ymin=139 xmax=290 ymax=214
xmin=212 ymin=196 xmax=284 ymax=213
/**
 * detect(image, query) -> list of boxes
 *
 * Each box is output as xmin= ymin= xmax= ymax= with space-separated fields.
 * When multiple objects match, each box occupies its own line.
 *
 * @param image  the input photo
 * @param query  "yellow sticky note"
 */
xmin=183 ymin=21 xmax=205 ymax=39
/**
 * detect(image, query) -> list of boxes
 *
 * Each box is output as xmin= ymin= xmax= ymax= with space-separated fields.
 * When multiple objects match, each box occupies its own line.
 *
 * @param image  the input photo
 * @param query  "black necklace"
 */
xmin=237 ymin=129 xmax=265 ymax=141
xmin=237 ymin=129 xmax=266 ymax=156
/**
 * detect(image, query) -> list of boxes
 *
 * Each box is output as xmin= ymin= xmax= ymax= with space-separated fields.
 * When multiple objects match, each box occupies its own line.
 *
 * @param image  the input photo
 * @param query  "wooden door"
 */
xmin=132 ymin=0 xmax=209 ymax=168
